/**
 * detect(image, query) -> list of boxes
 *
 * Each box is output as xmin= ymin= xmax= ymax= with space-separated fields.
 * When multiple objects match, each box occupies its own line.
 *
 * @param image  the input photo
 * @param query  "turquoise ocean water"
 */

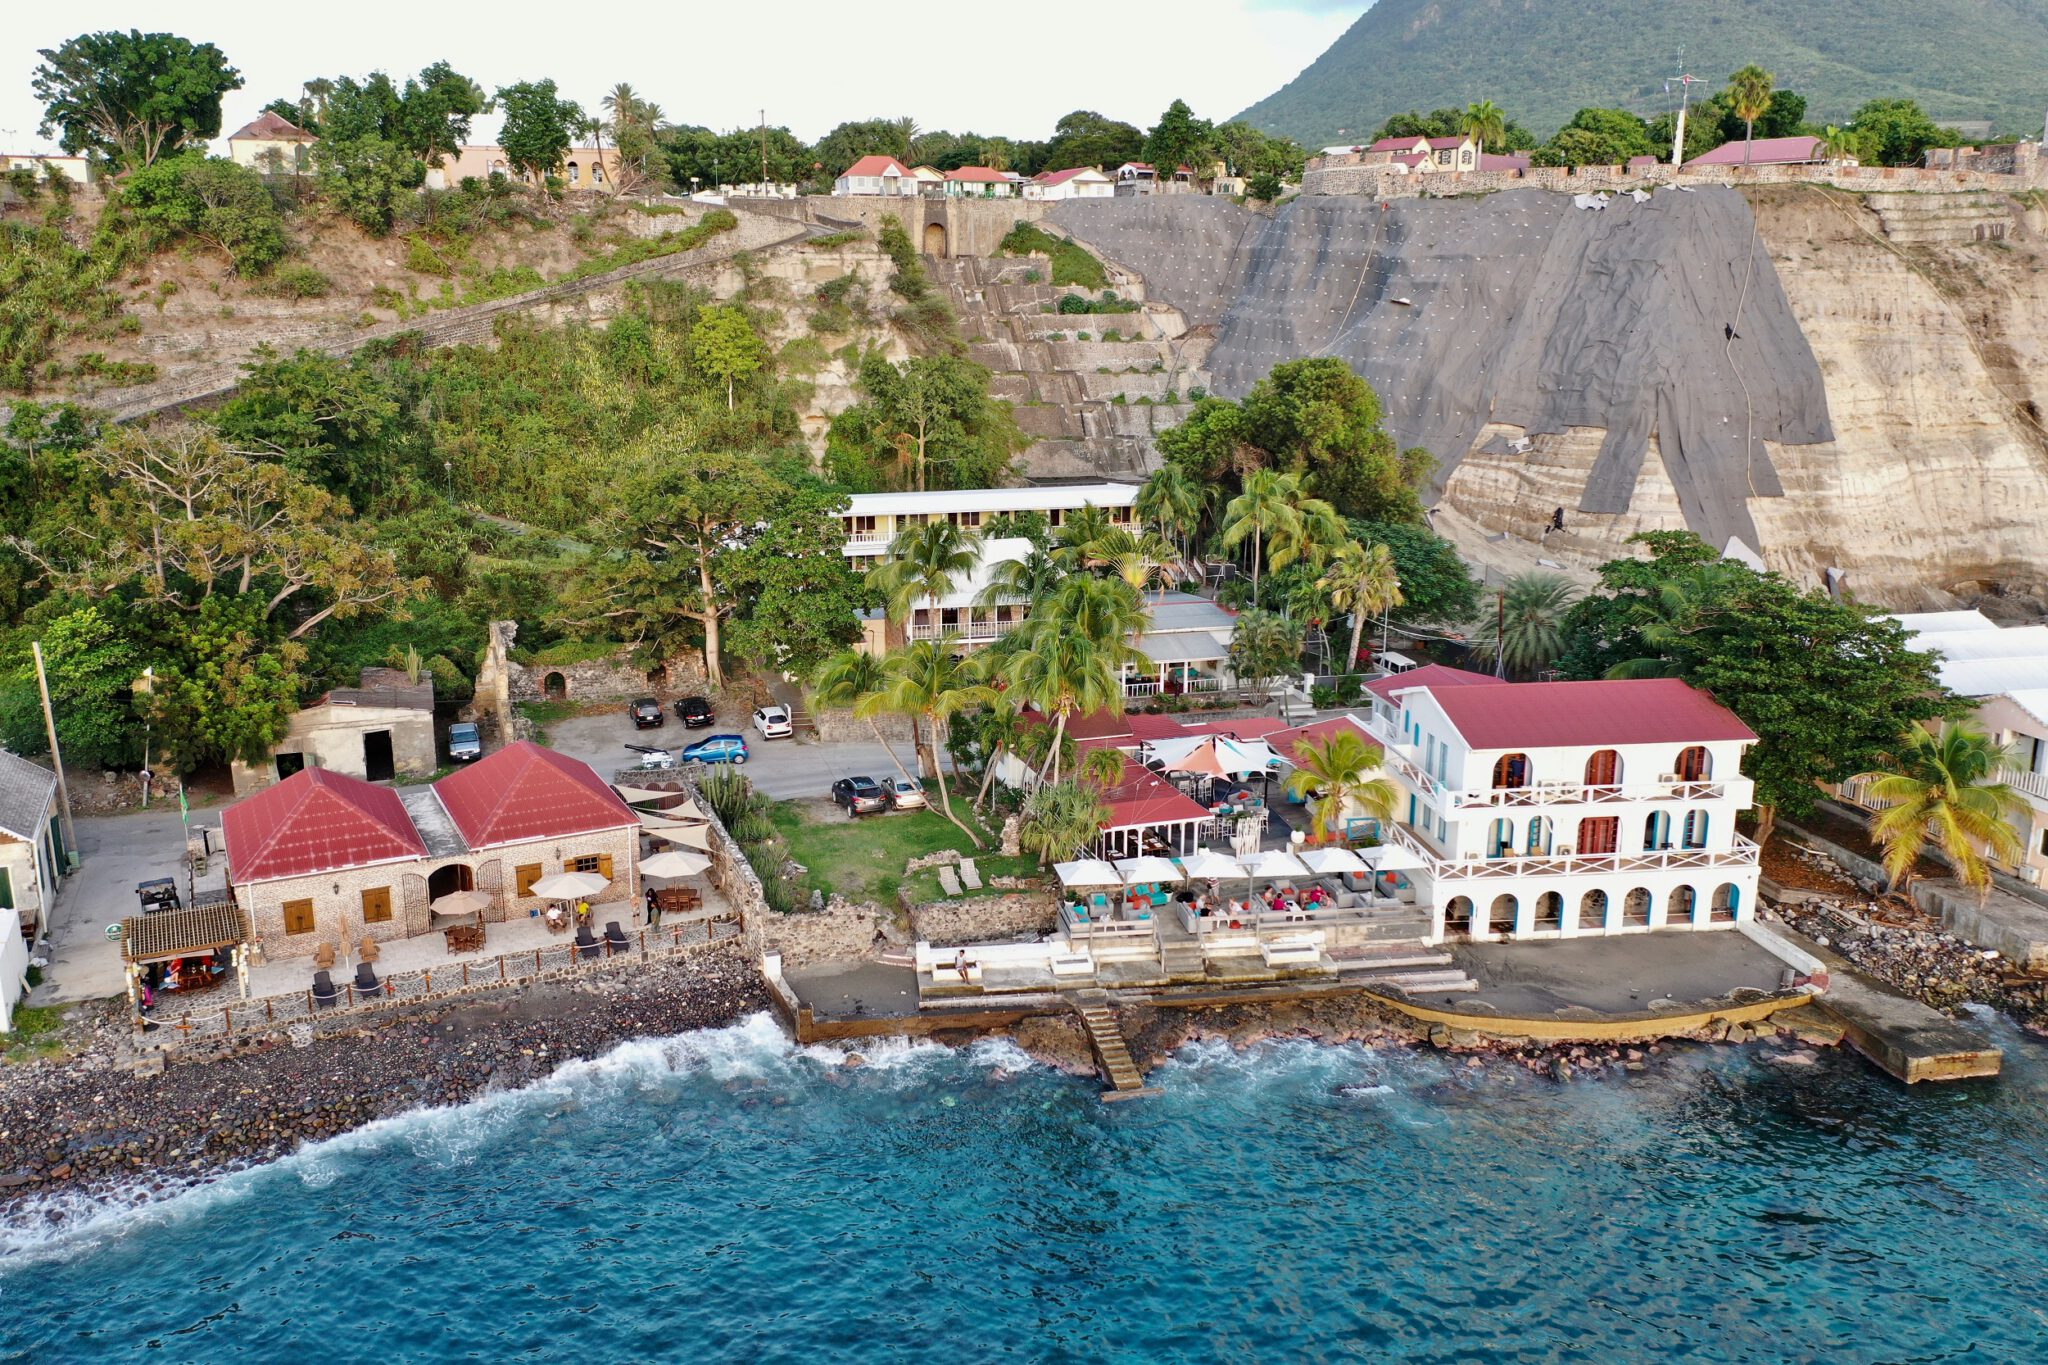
xmin=3 ymin=1010 xmax=2046 ymax=1363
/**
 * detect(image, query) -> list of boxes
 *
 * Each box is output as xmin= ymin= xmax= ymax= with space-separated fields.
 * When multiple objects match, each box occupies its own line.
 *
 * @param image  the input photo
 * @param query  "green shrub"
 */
xmin=252 ymin=263 xmax=332 ymax=299
xmin=805 ymin=228 xmax=867 ymax=248
xmin=123 ymin=154 xmax=289 ymax=276
xmin=407 ymin=235 xmax=456 ymax=275
xmin=998 ymin=220 xmax=1107 ymax=289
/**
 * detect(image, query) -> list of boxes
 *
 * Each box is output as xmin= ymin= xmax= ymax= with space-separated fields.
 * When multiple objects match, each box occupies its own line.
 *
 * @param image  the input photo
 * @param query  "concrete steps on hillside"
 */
xmin=1865 ymin=192 xmax=2015 ymax=244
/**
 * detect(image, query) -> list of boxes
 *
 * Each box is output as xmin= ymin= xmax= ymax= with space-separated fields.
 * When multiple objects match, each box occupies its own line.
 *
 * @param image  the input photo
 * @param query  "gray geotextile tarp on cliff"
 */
xmin=1049 ymin=188 xmax=1831 ymax=549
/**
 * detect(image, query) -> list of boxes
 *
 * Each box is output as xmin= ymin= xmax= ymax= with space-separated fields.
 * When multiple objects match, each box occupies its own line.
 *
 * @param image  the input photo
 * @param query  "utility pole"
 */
xmin=1669 ymin=65 xmax=1702 ymax=167
xmin=759 ymin=109 xmax=769 ymax=186
xmin=1494 ymin=591 xmax=1507 ymax=678
xmin=32 ymin=642 xmax=77 ymax=865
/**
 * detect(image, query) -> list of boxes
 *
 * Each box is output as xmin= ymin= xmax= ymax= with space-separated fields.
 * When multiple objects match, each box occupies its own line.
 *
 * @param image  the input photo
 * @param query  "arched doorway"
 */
xmin=1444 ymin=895 xmax=1474 ymax=935
xmin=923 ymin=221 xmax=947 ymax=256
xmin=1533 ymin=890 xmax=1563 ymax=930
xmin=1492 ymin=753 xmax=1531 ymax=790
xmin=1525 ymin=815 xmax=1553 ymax=856
xmin=1578 ymin=888 xmax=1608 ymax=932
xmin=1667 ymin=884 xmax=1698 ymax=927
xmin=1488 ymin=817 xmax=1516 ymax=858
xmin=1623 ymin=887 xmax=1652 ymax=927
xmin=1488 ymin=893 xmax=1518 ymax=936
xmin=1711 ymin=882 xmax=1741 ymax=923
xmin=1584 ymin=749 xmax=1621 ymax=790
xmin=428 ymin=864 xmax=475 ymax=901
xmin=1644 ymin=810 xmax=1672 ymax=851
xmin=543 ymin=671 xmax=567 ymax=700
xmin=1673 ymin=746 xmax=1712 ymax=782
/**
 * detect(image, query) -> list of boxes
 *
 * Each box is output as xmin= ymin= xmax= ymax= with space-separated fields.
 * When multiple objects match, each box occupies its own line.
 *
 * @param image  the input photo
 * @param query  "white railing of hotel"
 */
xmin=1175 ymin=901 xmax=1405 ymax=937
xmin=909 ymin=619 xmax=1021 ymax=643
xmin=1998 ymin=765 xmax=2048 ymax=803
xmin=844 ymin=532 xmax=892 ymax=550
xmin=1059 ymin=902 xmax=1159 ymax=939
xmin=1441 ymin=777 xmax=1748 ymax=809
xmin=1125 ymin=676 xmax=1226 ymax=698
xmin=1362 ymin=713 xmax=1449 ymax=800
xmin=1388 ymin=822 xmax=1760 ymax=880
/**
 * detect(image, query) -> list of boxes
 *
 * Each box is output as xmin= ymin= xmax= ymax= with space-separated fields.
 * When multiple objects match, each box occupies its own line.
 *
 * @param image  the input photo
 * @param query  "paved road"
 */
xmin=31 ymin=805 xmax=195 ymax=1006
xmin=544 ymin=703 xmax=925 ymax=803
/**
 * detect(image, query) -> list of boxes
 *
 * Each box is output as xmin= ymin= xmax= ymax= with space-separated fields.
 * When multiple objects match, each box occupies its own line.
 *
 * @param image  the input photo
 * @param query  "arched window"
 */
xmin=592 ymin=162 xmax=606 ymax=185
xmin=566 ymin=160 xmax=581 ymax=185
xmin=1534 ymin=891 xmax=1563 ymax=930
xmin=1674 ymin=746 xmax=1712 ymax=782
xmin=1711 ymin=883 xmax=1741 ymax=922
xmin=1488 ymin=893 xmax=1518 ymax=936
xmin=1667 ymin=885 xmax=1698 ymax=926
xmin=1682 ymin=810 xmax=1709 ymax=849
xmin=1525 ymin=816 xmax=1552 ymax=856
xmin=1644 ymin=810 xmax=1672 ymax=851
xmin=1578 ymin=888 xmax=1608 ymax=931
xmin=1492 ymin=752 xmax=1531 ymax=789
xmin=1488 ymin=817 xmax=1515 ymax=858
xmin=1584 ymin=749 xmax=1621 ymax=788
xmin=1444 ymin=896 xmax=1473 ymax=935
xmin=1623 ymin=887 xmax=1652 ymax=927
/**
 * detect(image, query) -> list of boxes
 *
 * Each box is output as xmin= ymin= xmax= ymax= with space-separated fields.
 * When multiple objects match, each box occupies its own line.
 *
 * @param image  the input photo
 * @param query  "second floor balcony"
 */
xmin=908 ymin=616 xmax=1022 ymax=644
xmin=1387 ymin=822 xmax=1760 ymax=882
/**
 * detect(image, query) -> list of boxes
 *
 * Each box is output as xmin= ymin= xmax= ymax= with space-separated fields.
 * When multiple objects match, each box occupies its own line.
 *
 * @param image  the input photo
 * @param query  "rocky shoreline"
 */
xmin=0 ymin=945 xmax=769 ymax=1215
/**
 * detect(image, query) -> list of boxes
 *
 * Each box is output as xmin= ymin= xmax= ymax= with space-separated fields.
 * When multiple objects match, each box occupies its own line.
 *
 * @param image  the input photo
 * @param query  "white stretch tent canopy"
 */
xmin=1298 ymin=847 xmax=1369 ymax=876
xmin=1114 ymin=856 xmax=1184 ymax=885
xmin=1055 ymin=859 xmax=1124 ymax=889
xmin=1149 ymin=735 xmax=1278 ymax=777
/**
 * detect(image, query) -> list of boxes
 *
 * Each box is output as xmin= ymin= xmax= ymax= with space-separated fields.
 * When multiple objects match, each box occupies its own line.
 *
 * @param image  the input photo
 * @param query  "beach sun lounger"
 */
xmin=938 ymin=866 xmax=964 ymax=897
xmin=959 ymin=858 xmax=983 ymax=891
xmin=353 ymin=962 xmax=380 ymax=996
xmin=311 ymin=970 xmax=340 ymax=1008
xmin=603 ymin=921 xmax=630 ymax=952
xmin=575 ymin=925 xmax=602 ymax=960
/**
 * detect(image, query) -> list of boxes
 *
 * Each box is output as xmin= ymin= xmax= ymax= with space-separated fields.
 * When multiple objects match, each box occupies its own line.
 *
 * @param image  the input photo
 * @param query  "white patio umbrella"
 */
xmin=1175 ymin=849 xmax=1242 ymax=880
xmin=1362 ymin=843 xmax=1429 ymax=872
xmin=641 ymin=849 xmax=711 ymax=881
xmin=429 ymin=889 xmax=492 ymax=918
xmin=1298 ymin=847 xmax=1370 ymax=877
xmin=1113 ymin=855 xmax=1184 ymax=885
xmin=1055 ymin=858 xmax=1123 ymax=889
xmin=530 ymin=871 xmax=610 ymax=900
xmin=1237 ymin=849 xmax=1312 ymax=905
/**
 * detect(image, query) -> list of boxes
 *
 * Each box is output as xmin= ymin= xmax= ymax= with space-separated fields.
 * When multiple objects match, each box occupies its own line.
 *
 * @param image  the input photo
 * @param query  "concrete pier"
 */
xmin=1782 ymin=930 xmax=2004 ymax=1083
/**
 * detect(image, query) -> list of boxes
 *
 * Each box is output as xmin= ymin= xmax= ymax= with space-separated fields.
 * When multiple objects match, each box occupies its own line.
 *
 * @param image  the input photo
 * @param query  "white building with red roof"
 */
xmin=1023 ymin=167 xmax=1114 ymax=201
xmin=943 ymin=165 xmax=1015 ymax=198
xmin=226 ymin=110 xmax=316 ymax=172
xmin=222 ymin=742 xmax=642 ymax=961
xmin=1357 ymin=675 xmax=1761 ymax=942
xmin=834 ymin=155 xmax=917 ymax=197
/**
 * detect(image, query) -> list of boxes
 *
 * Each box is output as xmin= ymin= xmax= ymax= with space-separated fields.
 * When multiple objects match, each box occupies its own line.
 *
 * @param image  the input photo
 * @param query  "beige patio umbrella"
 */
xmin=529 ymin=871 xmax=611 ymax=900
xmin=641 ymin=849 xmax=712 ymax=881
xmin=429 ymin=889 xmax=493 ymax=918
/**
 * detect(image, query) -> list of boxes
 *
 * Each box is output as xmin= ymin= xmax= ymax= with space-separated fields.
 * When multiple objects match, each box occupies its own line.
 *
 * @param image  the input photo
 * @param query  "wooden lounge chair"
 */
xmin=311 ymin=970 xmax=340 ymax=1008
xmin=314 ymin=941 xmax=337 ymax=971
xmin=353 ymin=962 xmax=380 ymax=996
xmin=358 ymin=936 xmax=380 ymax=964
xmin=959 ymin=858 xmax=983 ymax=891
xmin=938 ymin=866 xmax=964 ymax=897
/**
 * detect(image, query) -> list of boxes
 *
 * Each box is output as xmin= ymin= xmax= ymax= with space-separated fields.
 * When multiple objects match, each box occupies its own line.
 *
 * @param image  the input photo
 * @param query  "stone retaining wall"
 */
xmin=907 ymin=892 xmax=1059 ymax=947
xmin=1302 ymin=154 xmax=2047 ymax=201
xmin=748 ymin=898 xmax=881 ymax=967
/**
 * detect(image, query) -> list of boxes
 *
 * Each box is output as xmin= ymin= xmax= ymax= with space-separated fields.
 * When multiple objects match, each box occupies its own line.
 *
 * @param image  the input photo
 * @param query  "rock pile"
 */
xmin=1781 ymin=901 xmax=2047 ymax=1027
xmin=0 ymin=945 xmax=768 ymax=1210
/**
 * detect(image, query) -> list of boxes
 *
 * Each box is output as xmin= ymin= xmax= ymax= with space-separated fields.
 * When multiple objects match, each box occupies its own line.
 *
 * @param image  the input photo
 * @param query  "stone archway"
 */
xmin=923 ymin=221 xmax=947 ymax=256
xmin=543 ymin=671 xmax=568 ymax=700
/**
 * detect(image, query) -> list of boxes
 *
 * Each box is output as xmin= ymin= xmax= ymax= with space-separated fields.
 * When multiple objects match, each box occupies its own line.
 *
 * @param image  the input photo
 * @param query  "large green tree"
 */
xmin=0 ymin=604 xmax=144 ymax=770
xmin=33 ymin=30 xmax=242 ymax=168
xmin=1349 ymin=519 xmax=1479 ymax=626
xmin=1533 ymin=108 xmax=1655 ymax=167
xmin=825 ymin=352 xmax=1024 ymax=492
xmin=692 ymin=304 xmax=767 ymax=410
xmin=495 ymin=79 xmax=585 ymax=190
xmin=1041 ymin=110 xmax=1145 ymax=170
xmin=1240 ymin=358 xmax=1429 ymax=524
xmin=122 ymin=155 xmax=288 ymax=275
xmin=1144 ymin=99 xmax=1214 ymax=180
xmin=140 ymin=594 xmax=305 ymax=770
xmin=1847 ymin=98 xmax=1959 ymax=167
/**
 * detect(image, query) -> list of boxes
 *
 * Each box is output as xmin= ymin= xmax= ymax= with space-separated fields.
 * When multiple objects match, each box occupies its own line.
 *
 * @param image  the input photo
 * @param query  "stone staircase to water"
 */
xmin=1073 ymin=991 xmax=1159 ymax=1100
xmin=1326 ymin=907 xmax=1478 ymax=995
xmin=928 ymin=254 xmax=1212 ymax=483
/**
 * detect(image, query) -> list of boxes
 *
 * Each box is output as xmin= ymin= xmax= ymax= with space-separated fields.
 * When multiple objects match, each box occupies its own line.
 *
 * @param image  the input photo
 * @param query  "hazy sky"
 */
xmin=2 ymin=1 xmax=1361 ymax=154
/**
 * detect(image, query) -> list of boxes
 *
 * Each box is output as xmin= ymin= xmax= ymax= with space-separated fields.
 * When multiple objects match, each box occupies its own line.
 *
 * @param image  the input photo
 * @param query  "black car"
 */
xmin=629 ymin=697 xmax=664 ymax=729
xmin=831 ymin=775 xmax=890 ymax=815
xmin=674 ymin=696 xmax=715 ymax=728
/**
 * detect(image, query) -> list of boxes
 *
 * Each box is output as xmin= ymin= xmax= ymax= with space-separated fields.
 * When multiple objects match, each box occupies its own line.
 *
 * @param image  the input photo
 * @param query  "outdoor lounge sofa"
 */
xmin=354 ymin=962 xmax=381 ymax=996
xmin=311 ymin=970 xmax=340 ymax=1008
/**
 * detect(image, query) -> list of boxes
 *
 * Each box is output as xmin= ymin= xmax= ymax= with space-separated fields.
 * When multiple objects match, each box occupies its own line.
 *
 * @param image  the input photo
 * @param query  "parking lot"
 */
xmin=541 ymin=699 xmax=926 ymax=802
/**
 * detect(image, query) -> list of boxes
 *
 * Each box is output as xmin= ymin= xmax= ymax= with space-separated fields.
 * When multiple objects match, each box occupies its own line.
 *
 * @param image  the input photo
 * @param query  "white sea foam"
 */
xmin=0 ymin=1011 xmax=1047 ymax=1264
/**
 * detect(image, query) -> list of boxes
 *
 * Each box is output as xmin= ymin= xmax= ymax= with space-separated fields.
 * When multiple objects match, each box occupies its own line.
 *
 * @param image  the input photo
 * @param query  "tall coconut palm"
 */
xmin=1857 ymin=725 xmax=2025 ymax=898
xmin=867 ymin=520 xmax=984 ymax=628
xmin=1080 ymin=524 xmax=1179 ymax=599
xmin=1319 ymin=540 xmax=1404 ymax=673
xmin=1136 ymin=464 xmax=1207 ymax=565
xmin=1286 ymin=729 xmax=1399 ymax=843
xmin=1004 ymin=633 xmax=1126 ymax=783
xmin=1018 ymin=779 xmax=1111 ymax=867
xmin=1481 ymin=572 xmax=1579 ymax=678
xmin=1050 ymin=503 xmax=1117 ymax=571
xmin=1266 ymin=488 xmax=1345 ymax=578
xmin=1460 ymin=99 xmax=1507 ymax=165
xmin=1818 ymin=124 xmax=1853 ymax=162
xmin=1028 ymin=572 xmax=1149 ymax=652
xmin=1080 ymin=744 xmax=1128 ymax=789
xmin=811 ymin=648 xmax=915 ymax=784
xmin=1220 ymin=469 xmax=1305 ymax=598
xmin=975 ymin=547 xmax=1064 ymax=609
xmin=862 ymin=636 xmax=994 ymax=845
xmin=1727 ymin=65 xmax=1775 ymax=166
xmin=969 ymin=695 xmax=1025 ymax=811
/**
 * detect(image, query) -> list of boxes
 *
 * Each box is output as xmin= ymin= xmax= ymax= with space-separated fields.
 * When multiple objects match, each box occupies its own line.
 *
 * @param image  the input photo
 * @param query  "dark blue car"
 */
xmin=682 ymin=734 xmax=750 ymax=765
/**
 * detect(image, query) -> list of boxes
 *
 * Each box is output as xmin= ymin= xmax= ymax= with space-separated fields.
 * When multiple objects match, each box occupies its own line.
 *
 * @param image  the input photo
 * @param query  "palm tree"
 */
xmin=1818 ymin=124 xmax=1853 ymax=162
xmin=1857 ymin=725 xmax=2025 ymax=898
xmin=1018 ymin=780 xmax=1111 ymax=867
xmin=1604 ymin=563 xmax=1747 ymax=679
xmin=863 ymin=637 xmax=994 ymax=845
xmin=1266 ymin=488 xmax=1345 ymax=578
xmin=1080 ymin=745 xmax=1127 ymax=789
xmin=1028 ymin=572 xmax=1149 ymax=650
xmin=1079 ymin=524 xmax=1179 ymax=598
xmin=1136 ymin=464 xmax=1206 ymax=566
xmin=811 ymin=648 xmax=915 ymax=784
xmin=1286 ymin=729 xmax=1399 ymax=844
xmin=969 ymin=696 xmax=1025 ymax=811
xmin=867 ymin=520 xmax=983 ymax=628
xmin=1482 ymin=572 xmax=1579 ymax=678
xmin=1319 ymin=540 xmax=1404 ymax=674
xmin=602 ymin=83 xmax=642 ymax=126
xmin=1727 ymin=65 xmax=1775 ymax=166
xmin=975 ymin=547 xmax=1064 ymax=609
xmin=1460 ymin=99 xmax=1507 ymax=166
xmin=1050 ymin=504 xmax=1117 ymax=571
xmin=1220 ymin=469 xmax=1305 ymax=599
xmin=1003 ymin=633 xmax=1126 ymax=783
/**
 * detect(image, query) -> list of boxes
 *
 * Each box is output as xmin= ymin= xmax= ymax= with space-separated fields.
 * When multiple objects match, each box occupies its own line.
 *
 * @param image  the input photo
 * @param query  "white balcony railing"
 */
xmin=1125 ymin=676 xmax=1226 ymax=698
xmin=1388 ymin=823 xmax=1760 ymax=882
xmin=1443 ymin=778 xmax=1744 ymax=809
xmin=908 ymin=619 xmax=1021 ymax=643
xmin=1999 ymin=766 xmax=2048 ymax=803
xmin=844 ymin=533 xmax=891 ymax=551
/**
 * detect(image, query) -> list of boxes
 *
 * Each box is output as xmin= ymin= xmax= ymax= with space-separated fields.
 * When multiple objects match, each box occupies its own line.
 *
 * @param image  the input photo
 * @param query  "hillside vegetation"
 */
xmin=1239 ymin=0 xmax=2048 ymax=146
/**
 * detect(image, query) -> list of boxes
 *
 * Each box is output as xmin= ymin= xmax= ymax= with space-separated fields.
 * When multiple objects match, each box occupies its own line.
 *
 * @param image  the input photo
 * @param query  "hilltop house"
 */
xmin=429 ymin=144 xmax=626 ymax=190
xmin=226 ymin=111 xmax=316 ymax=172
xmin=1364 ymin=134 xmax=1480 ymax=172
xmin=1361 ymin=674 xmax=1761 ymax=942
xmin=1112 ymin=161 xmax=1194 ymax=193
xmin=944 ymin=166 xmax=1014 ymax=198
xmin=230 ymin=668 xmax=437 ymax=797
xmin=1025 ymin=167 xmax=1114 ymax=201
xmin=222 ymin=741 xmax=641 ymax=962
xmin=835 ymin=155 xmax=917 ymax=196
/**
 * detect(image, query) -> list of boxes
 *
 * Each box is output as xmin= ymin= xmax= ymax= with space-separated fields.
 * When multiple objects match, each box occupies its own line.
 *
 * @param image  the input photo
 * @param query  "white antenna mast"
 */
xmin=1667 ymin=51 xmax=1703 ymax=166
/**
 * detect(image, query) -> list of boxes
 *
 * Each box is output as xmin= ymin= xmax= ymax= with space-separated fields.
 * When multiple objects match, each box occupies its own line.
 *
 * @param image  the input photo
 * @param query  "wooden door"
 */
xmin=283 ymin=899 xmax=315 ymax=935
xmin=361 ymin=886 xmax=393 ymax=923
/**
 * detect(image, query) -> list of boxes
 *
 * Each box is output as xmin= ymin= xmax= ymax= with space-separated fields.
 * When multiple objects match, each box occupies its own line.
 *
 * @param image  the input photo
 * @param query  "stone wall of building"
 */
xmin=907 ymin=892 xmax=1059 ymax=947
xmin=747 ymin=897 xmax=881 ymax=967
xmin=484 ymin=621 xmax=710 ymax=705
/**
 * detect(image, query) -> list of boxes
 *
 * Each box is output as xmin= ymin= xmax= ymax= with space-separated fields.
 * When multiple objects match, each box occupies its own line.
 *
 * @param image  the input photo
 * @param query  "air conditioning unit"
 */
xmin=1554 ymin=846 xmax=1574 ymax=855
xmin=1658 ymin=773 xmax=1679 ymax=784
xmin=2021 ymin=865 xmax=2042 ymax=885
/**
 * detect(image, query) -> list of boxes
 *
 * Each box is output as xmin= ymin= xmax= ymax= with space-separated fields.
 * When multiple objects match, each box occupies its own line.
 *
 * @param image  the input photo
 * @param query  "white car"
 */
xmin=887 ymin=777 xmax=926 ymax=810
xmin=752 ymin=705 xmax=794 ymax=739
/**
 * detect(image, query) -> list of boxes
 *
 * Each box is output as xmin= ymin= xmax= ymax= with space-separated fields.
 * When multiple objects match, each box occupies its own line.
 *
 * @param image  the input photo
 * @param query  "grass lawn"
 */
xmin=1 ymin=1002 xmax=69 ymax=1064
xmin=771 ymin=787 xmax=1042 ymax=906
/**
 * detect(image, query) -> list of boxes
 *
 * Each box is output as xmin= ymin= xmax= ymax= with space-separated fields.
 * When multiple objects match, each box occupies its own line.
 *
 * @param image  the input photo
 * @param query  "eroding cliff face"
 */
xmin=1047 ymin=188 xmax=2048 ymax=605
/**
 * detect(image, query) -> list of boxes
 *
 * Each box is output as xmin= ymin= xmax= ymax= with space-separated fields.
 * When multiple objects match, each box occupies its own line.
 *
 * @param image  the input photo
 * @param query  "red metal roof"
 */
xmin=1369 ymin=136 xmax=1426 ymax=152
xmin=945 ymin=165 xmax=1007 ymax=182
xmin=1099 ymin=756 xmax=1211 ymax=831
xmin=1425 ymin=678 xmax=1757 ymax=750
xmin=433 ymin=741 xmax=637 ymax=849
xmin=1684 ymin=136 xmax=1824 ymax=168
xmin=841 ymin=155 xmax=909 ymax=178
xmin=1269 ymin=714 xmax=1380 ymax=764
xmin=1364 ymin=663 xmax=1503 ymax=702
xmin=223 ymin=768 xmax=426 ymax=885
xmin=229 ymin=111 xmax=313 ymax=141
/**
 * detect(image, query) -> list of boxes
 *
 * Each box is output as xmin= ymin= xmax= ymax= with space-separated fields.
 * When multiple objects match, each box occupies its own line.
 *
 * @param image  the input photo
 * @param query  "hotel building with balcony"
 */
xmin=839 ymin=483 xmax=1140 ymax=573
xmin=1359 ymin=667 xmax=1762 ymax=943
